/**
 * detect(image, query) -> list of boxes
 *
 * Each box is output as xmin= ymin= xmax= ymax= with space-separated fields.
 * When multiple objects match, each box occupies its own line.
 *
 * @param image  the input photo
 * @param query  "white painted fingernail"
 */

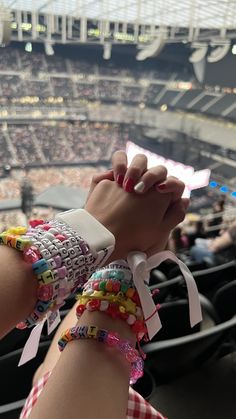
xmin=134 ymin=181 xmax=145 ymax=193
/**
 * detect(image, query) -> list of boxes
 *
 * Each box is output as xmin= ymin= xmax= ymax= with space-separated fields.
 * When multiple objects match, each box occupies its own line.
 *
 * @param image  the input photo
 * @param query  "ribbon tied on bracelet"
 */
xmin=18 ymin=249 xmax=202 ymax=367
xmin=127 ymin=250 xmax=202 ymax=340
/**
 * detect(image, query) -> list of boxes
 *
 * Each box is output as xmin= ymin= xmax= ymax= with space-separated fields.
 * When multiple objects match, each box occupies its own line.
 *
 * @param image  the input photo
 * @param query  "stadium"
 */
xmin=0 ymin=1 xmax=235 ymax=418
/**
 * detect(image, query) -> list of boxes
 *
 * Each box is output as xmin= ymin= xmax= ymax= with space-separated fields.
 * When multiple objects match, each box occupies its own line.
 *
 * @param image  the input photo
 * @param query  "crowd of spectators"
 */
xmin=0 ymin=47 xmax=193 ymax=106
xmin=167 ymin=196 xmax=236 ymax=266
xmin=0 ymin=165 xmax=106 ymax=202
xmin=0 ymin=122 xmax=127 ymax=166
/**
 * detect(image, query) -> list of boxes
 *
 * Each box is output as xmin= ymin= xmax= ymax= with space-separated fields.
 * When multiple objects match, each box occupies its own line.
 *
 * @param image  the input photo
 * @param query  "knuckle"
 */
xmin=129 ymin=166 xmax=142 ymax=178
xmin=157 ymin=165 xmax=168 ymax=177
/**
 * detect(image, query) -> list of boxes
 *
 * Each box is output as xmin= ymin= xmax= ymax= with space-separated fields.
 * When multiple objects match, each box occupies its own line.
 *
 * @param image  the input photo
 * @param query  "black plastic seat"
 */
xmin=0 ymin=341 xmax=50 ymax=405
xmin=193 ymin=260 xmax=236 ymax=296
xmin=142 ymin=316 xmax=236 ymax=383
xmin=168 ymin=260 xmax=208 ymax=279
xmin=212 ymin=280 xmax=236 ymax=322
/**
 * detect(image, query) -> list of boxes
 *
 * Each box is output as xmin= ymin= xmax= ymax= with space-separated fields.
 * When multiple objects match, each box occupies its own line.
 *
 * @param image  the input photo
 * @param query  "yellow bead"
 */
xmin=87 ymin=326 xmax=98 ymax=338
xmin=6 ymin=227 xmax=15 ymax=234
xmin=38 ymin=270 xmax=54 ymax=284
xmin=78 ymin=297 xmax=88 ymax=306
xmin=14 ymin=226 xmax=27 ymax=235
xmin=123 ymin=298 xmax=136 ymax=314
xmin=92 ymin=291 xmax=104 ymax=298
xmin=119 ymin=305 xmax=126 ymax=313
xmin=15 ymin=238 xmax=31 ymax=251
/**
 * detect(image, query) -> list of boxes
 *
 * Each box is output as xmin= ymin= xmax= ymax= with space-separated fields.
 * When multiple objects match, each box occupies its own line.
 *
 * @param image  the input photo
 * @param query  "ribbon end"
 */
xmin=18 ymin=320 xmax=45 ymax=367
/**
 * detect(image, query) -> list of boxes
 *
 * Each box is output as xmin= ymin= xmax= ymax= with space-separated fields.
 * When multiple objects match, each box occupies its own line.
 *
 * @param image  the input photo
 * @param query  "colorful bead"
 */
xmin=93 ymin=281 xmax=100 ymax=291
xmin=32 ymin=259 xmax=48 ymax=275
xmin=86 ymin=299 xmax=101 ymax=311
xmin=76 ymin=304 xmax=86 ymax=316
xmin=100 ymin=300 xmax=109 ymax=311
xmin=16 ymin=321 xmax=27 ymax=330
xmin=105 ymin=280 xmax=113 ymax=292
xmin=126 ymin=288 xmax=135 ymax=298
xmin=15 ymin=238 xmax=31 ymax=251
xmin=37 ymin=284 xmax=53 ymax=301
xmin=55 ymin=234 xmax=67 ymax=241
xmin=121 ymin=283 xmax=129 ymax=293
xmin=132 ymin=320 xmax=145 ymax=334
xmin=38 ymin=269 xmax=54 ymax=285
xmin=87 ymin=326 xmax=98 ymax=338
xmin=23 ymin=245 xmax=41 ymax=264
xmin=106 ymin=332 xmax=119 ymax=346
xmin=29 ymin=219 xmax=44 ymax=228
xmin=125 ymin=348 xmax=139 ymax=363
xmin=106 ymin=303 xmax=119 ymax=318
xmin=42 ymin=224 xmax=51 ymax=231
xmin=112 ymin=281 xmax=121 ymax=293
xmin=127 ymin=314 xmax=136 ymax=325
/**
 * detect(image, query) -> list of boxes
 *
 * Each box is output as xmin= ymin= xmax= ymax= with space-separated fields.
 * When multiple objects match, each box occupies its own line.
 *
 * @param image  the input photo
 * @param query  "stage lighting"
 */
xmin=207 ymin=41 xmax=230 ymax=63
xmin=189 ymin=43 xmax=208 ymax=63
xmin=136 ymin=34 xmax=166 ymax=61
xmin=103 ymin=43 xmax=111 ymax=60
xmin=25 ymin=42 xmax=32 ymax=53
xmin=45 ymin=42 xmax=54 ymax=56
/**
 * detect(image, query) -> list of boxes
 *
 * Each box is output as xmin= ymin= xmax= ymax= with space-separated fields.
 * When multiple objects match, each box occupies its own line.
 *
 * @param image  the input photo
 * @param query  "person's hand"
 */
xmin=85 ymin=178 xmax=188 ymax=259
xmin=86 ymin=151 xmax=168 ymax=199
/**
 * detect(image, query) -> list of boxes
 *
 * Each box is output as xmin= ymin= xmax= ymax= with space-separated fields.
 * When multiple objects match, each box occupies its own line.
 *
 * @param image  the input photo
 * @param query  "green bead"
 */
xmin=121 ymin=283 xmax=129 ymax=293
xmin=99 ymin=281 xmax=107 ymax=291
xmin=116 ymin=271 xmax=125 ymax=280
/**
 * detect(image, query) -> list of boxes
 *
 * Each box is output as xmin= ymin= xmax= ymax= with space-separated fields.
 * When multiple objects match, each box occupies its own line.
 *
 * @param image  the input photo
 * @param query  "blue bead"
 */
xmin=32 ymin=259 xmax=48 ymax=274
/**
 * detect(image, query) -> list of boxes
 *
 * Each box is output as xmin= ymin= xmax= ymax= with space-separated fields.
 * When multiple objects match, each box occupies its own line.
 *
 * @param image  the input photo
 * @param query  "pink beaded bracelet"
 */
xmin=58 ymin=325 xmax=144 ymax=384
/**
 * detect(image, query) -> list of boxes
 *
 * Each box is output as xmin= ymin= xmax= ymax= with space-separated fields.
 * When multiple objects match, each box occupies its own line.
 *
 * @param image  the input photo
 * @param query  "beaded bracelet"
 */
xmin=76 ymin=300 xmax=147 ymax=336
xmin=58 ymin=325 xmax=144 ymax=384
xmin=0 ymin=220 xmax=101 ymax=329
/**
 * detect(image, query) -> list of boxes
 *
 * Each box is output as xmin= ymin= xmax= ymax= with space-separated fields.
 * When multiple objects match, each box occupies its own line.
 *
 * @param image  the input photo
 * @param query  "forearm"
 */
xmin=29 ymin=311 xmax=135 ymax=419
xmin=0 ymin=246 xmax=38 ymax=338
xmin=210 ymin=231 xmax=233 ymax=252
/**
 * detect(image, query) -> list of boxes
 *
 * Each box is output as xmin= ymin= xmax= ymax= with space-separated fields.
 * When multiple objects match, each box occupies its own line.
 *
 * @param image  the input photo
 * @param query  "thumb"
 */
xmin=86 ymin=170 xmax=114 ymax=202
xmin=163 ymin=198 xmax=189 ymax=230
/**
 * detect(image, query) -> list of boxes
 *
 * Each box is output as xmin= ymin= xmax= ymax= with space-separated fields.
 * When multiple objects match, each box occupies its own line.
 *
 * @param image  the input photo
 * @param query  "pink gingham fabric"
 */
xmin=20 ymin=371 xmax=166 ymax=419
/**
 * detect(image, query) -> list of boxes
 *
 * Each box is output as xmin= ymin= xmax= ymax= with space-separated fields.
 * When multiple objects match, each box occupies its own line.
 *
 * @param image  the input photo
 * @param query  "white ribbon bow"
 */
xmin=127 ymin=250 xmax=202 ymax=340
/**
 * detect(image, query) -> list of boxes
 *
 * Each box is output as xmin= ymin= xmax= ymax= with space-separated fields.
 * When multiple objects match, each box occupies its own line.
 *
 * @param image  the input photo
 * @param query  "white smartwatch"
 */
xmin=55 ymin=209 xmax=115 ymax=267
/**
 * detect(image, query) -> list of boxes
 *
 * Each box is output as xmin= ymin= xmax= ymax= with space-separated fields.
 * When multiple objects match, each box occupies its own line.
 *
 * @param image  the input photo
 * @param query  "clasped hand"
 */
xmin=85 ymin=151 xmax=189 ymax=260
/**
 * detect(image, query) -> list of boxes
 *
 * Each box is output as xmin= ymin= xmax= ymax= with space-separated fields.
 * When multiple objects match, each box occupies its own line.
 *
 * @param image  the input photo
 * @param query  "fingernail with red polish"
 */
xmin=116 ymin=174 xmax=124 ymax=186
xmin=156 ymin=183 xmax=166 ymax=190
xmin=124 ymin=178 xmax=135 ymax=193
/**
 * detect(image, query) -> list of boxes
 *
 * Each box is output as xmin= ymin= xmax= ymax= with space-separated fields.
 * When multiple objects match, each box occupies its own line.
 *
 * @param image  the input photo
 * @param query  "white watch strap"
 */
xmin=55 ymin=209 xmax=115 ymax=263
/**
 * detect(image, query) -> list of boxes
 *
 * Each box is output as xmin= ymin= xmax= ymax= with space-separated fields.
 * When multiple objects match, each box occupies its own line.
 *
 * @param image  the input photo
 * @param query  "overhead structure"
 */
xmin=3 ymin=0 xmax=236 ymax=46
xmin=0 ymin=1 xmax=12 ymax=45
xmin=207 ymin=40 xmax=231 ymax=63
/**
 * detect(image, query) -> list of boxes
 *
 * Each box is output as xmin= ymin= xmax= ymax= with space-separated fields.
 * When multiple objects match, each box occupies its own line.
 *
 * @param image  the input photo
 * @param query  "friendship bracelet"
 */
xmin=58 ymin=325 xmax=144 ymax=384
xmin=0 ymin=219 xmax=110 ymax=329
xmin=83 ymin=279 xmax=140 ymax=304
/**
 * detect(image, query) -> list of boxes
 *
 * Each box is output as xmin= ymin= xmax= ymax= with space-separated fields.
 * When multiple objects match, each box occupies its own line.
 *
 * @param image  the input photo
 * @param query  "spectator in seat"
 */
xmin=190 ymin=221 xmax=236 ymax=264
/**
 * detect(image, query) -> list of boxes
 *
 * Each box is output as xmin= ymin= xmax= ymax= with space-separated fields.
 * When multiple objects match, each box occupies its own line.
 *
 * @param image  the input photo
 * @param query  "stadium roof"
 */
xmin=3 ymin=0 xmax=236 ymax=44
xmin=4 ymin=0 xmax=236 ymax=29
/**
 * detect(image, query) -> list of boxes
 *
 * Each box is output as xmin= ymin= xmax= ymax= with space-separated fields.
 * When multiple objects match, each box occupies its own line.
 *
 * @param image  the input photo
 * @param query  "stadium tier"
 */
xmin=0 ymin=46 xmax=236 ymax=122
